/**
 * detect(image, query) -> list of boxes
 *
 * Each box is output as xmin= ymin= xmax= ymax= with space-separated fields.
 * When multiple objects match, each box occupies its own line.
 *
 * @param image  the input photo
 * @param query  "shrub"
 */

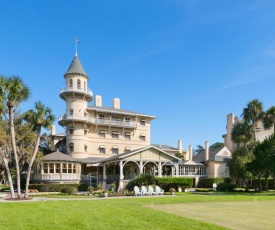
xmin=216 ymin=183 xmax=237 ymax=192
xmin=29 ymin=183 xmax=87 ymax=192
xmin=125 ymin=174 xmax=156 ymax=190
xmin=156 ymin=177 xmax=193 ymax=192
xmin=61 ymin=186 xmax=78 ymax=195
xmin=198 ymin=178 xmax=228 ymax=188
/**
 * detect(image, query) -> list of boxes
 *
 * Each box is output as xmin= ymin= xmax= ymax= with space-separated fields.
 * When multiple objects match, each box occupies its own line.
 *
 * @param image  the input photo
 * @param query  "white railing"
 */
xmin=33 ymin=174 xmax=81 ymax=181
xmin=58 ymin=115 xmax=137 ymax=128
xmin=60 ymin=87 xmax=93 ymax=97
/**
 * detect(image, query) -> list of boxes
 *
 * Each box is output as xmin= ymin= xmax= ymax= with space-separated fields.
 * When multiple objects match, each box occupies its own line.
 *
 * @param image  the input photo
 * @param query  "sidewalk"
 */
xmin=0 ymin=192 xmax=169 ymax=203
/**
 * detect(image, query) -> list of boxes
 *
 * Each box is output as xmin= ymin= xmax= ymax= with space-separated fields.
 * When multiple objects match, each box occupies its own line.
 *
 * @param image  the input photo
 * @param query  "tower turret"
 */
xmin=59 ymin=55 xmax=93 ymax=158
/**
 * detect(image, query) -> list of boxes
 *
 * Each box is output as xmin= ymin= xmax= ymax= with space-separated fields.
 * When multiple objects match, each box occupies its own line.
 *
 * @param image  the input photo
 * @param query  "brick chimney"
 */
xmin=95 ymin=95 xmax=102 ymax=106
xmin=189 ymin=145 xmax=193 ymax=161
xmin=113 ymin=98 xmax=120 ymax=109
xmin=205 ymin=141 xmax=209 ymax=161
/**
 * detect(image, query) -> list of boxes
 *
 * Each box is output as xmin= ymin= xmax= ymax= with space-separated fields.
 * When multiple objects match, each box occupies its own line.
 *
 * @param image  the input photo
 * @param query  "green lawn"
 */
xmin=1 ymin=193 xmax=275 ymax=229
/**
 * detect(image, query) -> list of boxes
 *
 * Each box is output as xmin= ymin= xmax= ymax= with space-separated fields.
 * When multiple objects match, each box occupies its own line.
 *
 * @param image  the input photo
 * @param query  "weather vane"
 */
xmin=75 ymin=37 xmax=82 ymax=56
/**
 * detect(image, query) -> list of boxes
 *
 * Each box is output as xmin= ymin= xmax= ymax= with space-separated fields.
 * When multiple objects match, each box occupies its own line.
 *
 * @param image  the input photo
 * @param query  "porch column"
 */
xmin=119 ymin=161 xmax=124 ymax=180
xmin=139 ymin=161 xmax=143 ymax=175
xmin=103 ymin=164 xmax=107 ymax=189
xmin=158 ymin=161 xmax=162 ymax=177
xmin=60 ymin=163 xmax=62 ymax=180
xmin=175 ymin=163 xmax=179 ymax=177
xmin=118 ymin=161 xmax=124 ymax=191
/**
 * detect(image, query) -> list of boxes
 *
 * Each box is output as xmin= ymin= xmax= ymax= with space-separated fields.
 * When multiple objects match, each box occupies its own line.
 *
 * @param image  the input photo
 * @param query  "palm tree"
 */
xmin=2 ymin=76 xmax=30 ymax=198
xmin=231 ymin=121 xmax=253 ymax=149
xmin=242 ymin=99 xmax=264 ymax=144
xmin=24 ymin=101 xmax=55 ymax=198
xmin=263 ymin=106 xmax=275 ymax=134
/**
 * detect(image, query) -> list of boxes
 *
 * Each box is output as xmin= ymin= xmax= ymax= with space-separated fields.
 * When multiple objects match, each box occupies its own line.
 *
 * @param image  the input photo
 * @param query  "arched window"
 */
xmin=77 ymin=79 xmax=81 ymax=89
xmin=70 ymin=79 xmax=73 ymax=88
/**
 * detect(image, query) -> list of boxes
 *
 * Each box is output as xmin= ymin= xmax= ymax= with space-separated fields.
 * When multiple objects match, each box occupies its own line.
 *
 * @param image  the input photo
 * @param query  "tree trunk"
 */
xmin=24 ymin=127 xmax=41 ymax=198
xmin=0 ymin=150 xmax=15 ymax=198
xmin=264 ymin=176 xmax=268 ymax=191
xmin=258 ymin=176 xmax=262 ymax=192
xmin=8 ymin=106 xmax=21 ymax=198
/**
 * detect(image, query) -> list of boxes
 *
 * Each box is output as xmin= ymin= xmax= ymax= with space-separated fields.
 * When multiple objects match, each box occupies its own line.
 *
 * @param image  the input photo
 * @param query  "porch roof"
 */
xmin=178 ymin=160 xmax=205 ymax=166
xmin=95 ymin=145 xmax=181 ymax=163
xmin=41 ymin=150 xmax=80 ymax=162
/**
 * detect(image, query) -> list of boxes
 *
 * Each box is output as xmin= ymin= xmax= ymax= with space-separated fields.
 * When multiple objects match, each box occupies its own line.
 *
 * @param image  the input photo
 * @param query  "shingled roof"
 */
xmin=87 ymin=106 xmax=156 ymax=118
xmin=64 ymin=55 xmax=87 ymax=77
xmin=193 ymin=146 xmax=224 ymax=162
xmin=41 ymin=150 xmax=79 ymax=162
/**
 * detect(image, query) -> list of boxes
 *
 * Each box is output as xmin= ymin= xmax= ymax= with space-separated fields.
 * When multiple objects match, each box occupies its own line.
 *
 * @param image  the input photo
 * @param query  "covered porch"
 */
xmin=83 ymin=146 xmax=181 ymax=191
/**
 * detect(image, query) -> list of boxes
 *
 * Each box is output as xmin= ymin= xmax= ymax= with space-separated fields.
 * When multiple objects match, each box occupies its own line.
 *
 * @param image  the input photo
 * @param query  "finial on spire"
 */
xmin=75 ymin=37 xmax=82 ymax=56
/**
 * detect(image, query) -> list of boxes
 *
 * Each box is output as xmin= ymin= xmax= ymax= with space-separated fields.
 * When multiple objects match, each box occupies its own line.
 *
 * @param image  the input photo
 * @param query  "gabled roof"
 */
xmin=41 ymin=150 xmax=79 ymax=162
xmin=193 ymin=146 xmax=231 ymax=162
xmin=64 ymin=55 xmax=87 ymax=77
xmin=87 ymin=106 xmax=156 ymax=119
xmin=178 ymin=160 xmax=204 ymax=166
xmin=152 ymin=144 xmax=178 ymax=150
xmin=95 ymin=145 xmax=180 ymax=163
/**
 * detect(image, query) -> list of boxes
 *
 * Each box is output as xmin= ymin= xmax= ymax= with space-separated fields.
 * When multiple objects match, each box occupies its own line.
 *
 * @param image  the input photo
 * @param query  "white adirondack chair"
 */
xmin=134 ymin=186 xmax=142 ymax=196
xmin=155 ymin=186 xmax=164 ymax=195
xmin=148 ymin=185 xmax=156 ymax=196
xmin=141 ymin=186 xmax=149 ymax=196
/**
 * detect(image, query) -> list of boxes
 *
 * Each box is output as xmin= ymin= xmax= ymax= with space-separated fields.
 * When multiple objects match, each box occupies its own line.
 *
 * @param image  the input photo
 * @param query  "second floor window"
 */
xmin=99 ymin=147 xmax=105 ymax=154
xmin=69 ymin=109 xmax=73 ymax=116
xmin=69 ymin=128 xmax=74 ymax=135
xmin=112 ymin=148 xmax=119 ymax=154
xmin=112 ymin=132 xmax=119 ymax=139
xmin=140 ymin=119 xmax=145 ymax=126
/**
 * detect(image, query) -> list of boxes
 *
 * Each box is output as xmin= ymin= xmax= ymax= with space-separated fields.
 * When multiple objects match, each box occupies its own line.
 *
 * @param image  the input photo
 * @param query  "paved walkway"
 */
xmin=0 ymin=192 xmax=169 ymax=203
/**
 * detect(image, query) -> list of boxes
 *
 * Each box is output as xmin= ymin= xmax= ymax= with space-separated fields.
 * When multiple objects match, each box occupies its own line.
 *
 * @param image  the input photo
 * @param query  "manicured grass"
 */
xmin=1 ymin=193 xmax=275 ymax=229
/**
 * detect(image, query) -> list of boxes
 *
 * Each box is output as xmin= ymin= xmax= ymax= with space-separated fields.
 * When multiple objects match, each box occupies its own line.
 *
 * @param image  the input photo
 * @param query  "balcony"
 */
xmin=60 ymin=87 xmax=93 ymax=101
xmin=58 ymin=115 xmax=137 ymax=128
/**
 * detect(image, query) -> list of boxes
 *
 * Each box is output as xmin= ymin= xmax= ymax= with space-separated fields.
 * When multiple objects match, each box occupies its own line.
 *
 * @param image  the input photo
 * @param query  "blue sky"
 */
xmin=1 ymin=0 xmax=275 ymax=151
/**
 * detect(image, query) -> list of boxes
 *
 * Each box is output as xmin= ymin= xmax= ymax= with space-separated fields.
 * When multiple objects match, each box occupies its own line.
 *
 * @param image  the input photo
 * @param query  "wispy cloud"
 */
xmin=115 ymin=46 xmax=172 ymax=66
xmin=218 ymin=65 xmax=275 ymax=91
xmin=263 ymin=43 xmax=275 ymax=57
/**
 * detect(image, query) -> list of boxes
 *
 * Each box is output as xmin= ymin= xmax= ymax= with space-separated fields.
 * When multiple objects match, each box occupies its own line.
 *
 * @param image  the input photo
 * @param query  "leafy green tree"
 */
xmin=1 ymin=76 xmax=30 ymax=198
xmin=0 ymin=120 xmax=15 ymax=198
xmin=263 ymin=106 xmax=275 ymax=134
xmin=194 ymin=145 xmax=204 ymax=154
xmin=231 ymin=121 xmax=253 ymax=149
xmin=247 ymin=134 xmax=275 ymax=191
xmin=242 ymin=99 xmax=264 ymax=144
xmin=210 ymin=142 xmax=224 ymax=149
xmin=228 ymin=146 xmax=254 ymax=190
xmin=24 ymin=101 xmax=55 ymax=198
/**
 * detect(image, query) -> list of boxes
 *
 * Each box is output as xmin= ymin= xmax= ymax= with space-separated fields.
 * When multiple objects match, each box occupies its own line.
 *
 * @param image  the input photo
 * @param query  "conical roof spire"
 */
xmin=64 ymin=55 xmax=87 ymax=77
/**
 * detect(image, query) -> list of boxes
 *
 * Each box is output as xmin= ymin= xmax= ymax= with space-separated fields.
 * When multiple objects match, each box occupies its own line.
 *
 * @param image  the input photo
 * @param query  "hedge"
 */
xmin=61 ymin=186 xmax=78 ymax=195
xmin=156 ymin=177 xmax=193 ymax=192
xmin=29 ymin=183 xmax=88 ymax=192
xmin=198 ymin=178 xmax=230 ymax=188
xmin=216 ymin=183 xmax=237 ymax=192
xmin=125 ymin=175 xmax=193 ymax=192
